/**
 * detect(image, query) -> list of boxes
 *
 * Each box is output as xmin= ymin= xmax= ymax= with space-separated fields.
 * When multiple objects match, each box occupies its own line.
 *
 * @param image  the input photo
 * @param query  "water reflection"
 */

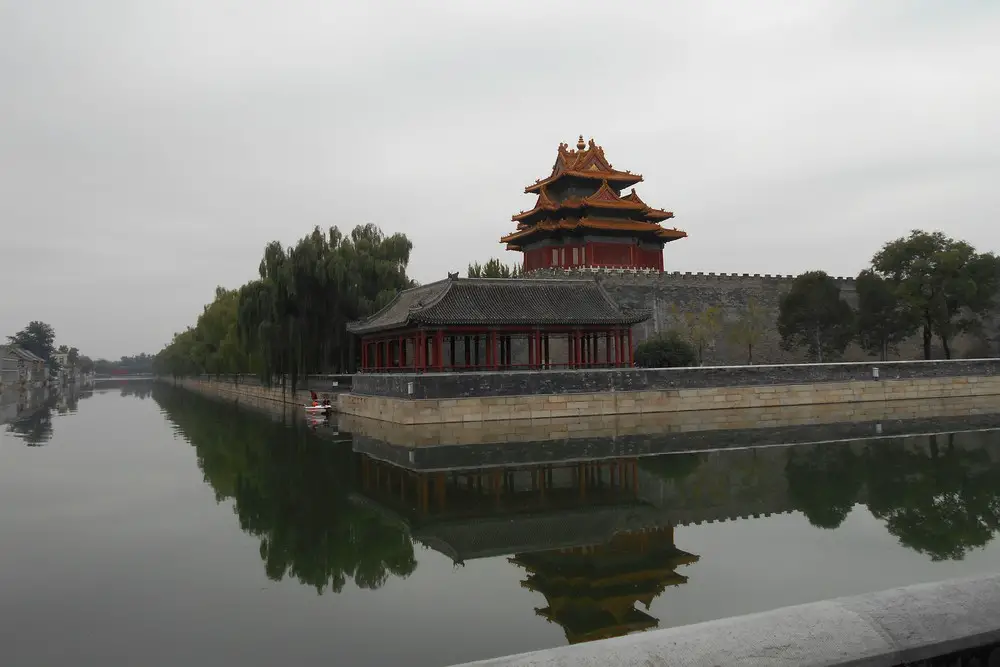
xmin=1 ymin=380 xmax=149 ymax=445
xmin=150 ymin=385 xmax=1000 ymax=648
xmin=152 ymin=386 xmax=416 ymax=593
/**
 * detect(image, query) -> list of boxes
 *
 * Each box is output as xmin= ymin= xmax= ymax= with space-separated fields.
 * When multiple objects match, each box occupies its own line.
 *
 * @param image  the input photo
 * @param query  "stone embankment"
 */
xmin=448 ymin=574 xmax=1000 ymax=666
xmin=168 ymin=375 xmax=350 ymax=413
xmin=340 ymin=358 xmax=1000 ymax=425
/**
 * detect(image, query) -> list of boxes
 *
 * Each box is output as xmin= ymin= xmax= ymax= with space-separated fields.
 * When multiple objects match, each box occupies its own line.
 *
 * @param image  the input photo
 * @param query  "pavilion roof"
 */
xmin=525 ymin=137 xmax=642 ymax=193
xmin=501 ymin=217 xmax=687 ymax=248
xmin=346 ymin=276 xmax=649 ymax=335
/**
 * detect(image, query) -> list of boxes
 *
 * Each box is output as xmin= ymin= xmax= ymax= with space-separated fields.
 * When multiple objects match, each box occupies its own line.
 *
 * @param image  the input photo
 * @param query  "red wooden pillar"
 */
xmin=627 ymin=328 xmax=634 ymax=366
xmin=361 ymin=339 xmax=367 ymax=371
xmin=398 ymin=335 xmax=404 ymax=368
xmin=605 ymin=332 xmax=612 ymax=366
xmin=528 ymin=331 xmax=535 ymax=368
xmin=435 ymin=330 xmax=444 ymax=370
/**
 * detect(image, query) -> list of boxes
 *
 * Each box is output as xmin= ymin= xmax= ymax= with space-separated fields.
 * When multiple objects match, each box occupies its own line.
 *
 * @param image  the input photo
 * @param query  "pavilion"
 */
xmin=346 ymin=274 xmax=648 ymax=373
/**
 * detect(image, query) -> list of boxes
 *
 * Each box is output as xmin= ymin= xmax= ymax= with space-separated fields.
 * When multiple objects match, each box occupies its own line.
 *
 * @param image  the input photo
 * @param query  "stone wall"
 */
xmin=171 ymin=377 xmax=315 ymax=414
xmin=340 ymin=367 xmax=1000 ymax=425
xmin=339 ymin=394 xmax=1000 ymax=453
xmin=528 ymin=267 xmax=1000 ymax=364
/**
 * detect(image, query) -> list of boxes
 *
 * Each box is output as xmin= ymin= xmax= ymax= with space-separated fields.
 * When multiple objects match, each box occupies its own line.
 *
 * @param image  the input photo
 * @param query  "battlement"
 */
xmin=525 ymin=267 xmax=856 ymax=284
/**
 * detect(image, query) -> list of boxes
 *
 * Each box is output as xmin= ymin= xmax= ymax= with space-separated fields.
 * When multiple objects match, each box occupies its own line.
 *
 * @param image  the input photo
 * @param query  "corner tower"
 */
xmin=502 ymin=136 xmax=686 ymax=273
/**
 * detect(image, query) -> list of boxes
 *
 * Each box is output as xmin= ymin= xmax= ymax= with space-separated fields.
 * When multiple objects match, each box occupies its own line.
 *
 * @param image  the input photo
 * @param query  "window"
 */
xmin=561 ymin=248 xmax=566 ymax=266
xmin=572 ymin=247 xmax=579 ymax=265
xmin=551 ymin=248 xmax=559 ymax=266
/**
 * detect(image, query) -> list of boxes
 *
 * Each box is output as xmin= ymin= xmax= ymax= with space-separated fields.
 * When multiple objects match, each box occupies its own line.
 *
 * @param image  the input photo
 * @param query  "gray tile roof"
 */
xmin=347 ymin=277 xmax=649 ymax=334
xmin=3 ymin=346 xmax=45 ymax=363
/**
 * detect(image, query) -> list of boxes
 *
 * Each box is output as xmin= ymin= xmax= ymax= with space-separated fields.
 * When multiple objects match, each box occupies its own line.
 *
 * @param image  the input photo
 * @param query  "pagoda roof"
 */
xmin=501 ymin=217 xmax=687 ymax=248
xmin=512 ymin=184 xmax=672 ymax=225
xmin=346 ymin=276 xmax=649 ymax=335
xmin=526 ymin=137 xmax=642 ymax=193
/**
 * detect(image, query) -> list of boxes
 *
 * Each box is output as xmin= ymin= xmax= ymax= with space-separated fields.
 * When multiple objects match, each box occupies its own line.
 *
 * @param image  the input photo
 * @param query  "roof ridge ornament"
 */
xmin=577 ymin=135 xmax=586 ymax=150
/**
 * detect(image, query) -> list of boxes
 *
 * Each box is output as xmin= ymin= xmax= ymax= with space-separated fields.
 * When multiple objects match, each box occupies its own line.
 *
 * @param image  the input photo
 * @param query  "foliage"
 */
xmin=727 ymin=298 xmax=767 ymax=365
xmin=154 ymin=224 xmax=414 ymax=388
xmin=777 ymin=271 xmax=854 ymax=362
xmin=633 ymin=330 xmax=697 ymax=368
xmin=871 ymin=230 xmax=1000 ymax=359
xmin=854 ymin=270 xmax=918 ymax=361
xmin=670 ymin=305 xmax=722 ymax=365
xmin=467 ymin=258 xmax=522 ymax=278
xmin=7 ymin=321 xmax=56 ymax=360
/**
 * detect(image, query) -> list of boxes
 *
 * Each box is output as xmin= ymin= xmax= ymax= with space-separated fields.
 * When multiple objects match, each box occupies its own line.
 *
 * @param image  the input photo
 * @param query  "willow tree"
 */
xmin=237 ymin=224 xmax=414 ymax=389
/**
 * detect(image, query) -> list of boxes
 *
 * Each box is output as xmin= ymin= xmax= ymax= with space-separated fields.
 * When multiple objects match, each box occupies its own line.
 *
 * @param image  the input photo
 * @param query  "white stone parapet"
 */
xmin=448 ymin=574 xmax=1000 ymax=666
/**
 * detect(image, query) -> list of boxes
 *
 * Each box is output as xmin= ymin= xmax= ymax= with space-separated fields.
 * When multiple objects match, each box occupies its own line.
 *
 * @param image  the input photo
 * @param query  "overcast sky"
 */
xmin=2 ymin=0 xmax=998 ymax=359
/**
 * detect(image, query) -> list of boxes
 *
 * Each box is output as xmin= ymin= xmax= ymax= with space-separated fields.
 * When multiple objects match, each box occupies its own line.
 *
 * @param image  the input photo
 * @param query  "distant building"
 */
xmin=0 ymin=346 xmax=48 ymax=390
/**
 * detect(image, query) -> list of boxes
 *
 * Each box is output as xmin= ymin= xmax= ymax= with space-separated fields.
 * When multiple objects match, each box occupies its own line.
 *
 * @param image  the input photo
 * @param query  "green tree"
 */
xmin=727 ymin=298 xmax=768 ymax=365
xmin=467 ymin=258 xmax=522 ymax=278
xmin=670 ymin=305 xmax=722 ymax=365
xmin=855 ymin=270 xmax=918 ymax=361
xmin=633 ymin=331 xmax=697 ymax=368
xmin=7 ymin=321 xmax=56 ymax=360
xmin=156 ymin=223 xmax=415 ymax=387
xmin=872 ymin=230 xmax=1000 ymax=359
xmin=777 ymin=271 xmax=854 ymax=362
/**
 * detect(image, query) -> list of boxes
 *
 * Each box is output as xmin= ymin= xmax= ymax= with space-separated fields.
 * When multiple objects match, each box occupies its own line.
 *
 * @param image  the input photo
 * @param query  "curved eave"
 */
xmin=500 ymin=221 xmax=688 ymax=244
xmin=512 ymin=199 xmax=647 ymax=224
xmin=410 ymin=311 xmax=651 ymax=327
xmin=525 ymin=171 xmax=643 ymax=194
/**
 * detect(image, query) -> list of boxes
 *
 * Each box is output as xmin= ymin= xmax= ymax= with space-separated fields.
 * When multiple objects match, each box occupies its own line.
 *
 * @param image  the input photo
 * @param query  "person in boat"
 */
xmin=321 ymin=394 xmax=331 ymax=408
xmin=309 ymin=390 xmax=319 ymax=407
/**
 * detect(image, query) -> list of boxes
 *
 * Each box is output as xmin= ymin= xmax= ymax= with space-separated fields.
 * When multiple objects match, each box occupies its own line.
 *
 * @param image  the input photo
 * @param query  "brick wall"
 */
xmin=527 ymin=267 xmax=1000 ymax=364
xmin=340 ymin=370 xmax=1000 ymax=425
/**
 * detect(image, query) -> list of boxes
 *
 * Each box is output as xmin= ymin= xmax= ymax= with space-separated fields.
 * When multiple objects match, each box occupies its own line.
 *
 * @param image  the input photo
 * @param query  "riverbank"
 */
xmin=168 ymin=377 xmax=322 ymax=416
xmin=339 ymin=358 xmax=1000 ymax=424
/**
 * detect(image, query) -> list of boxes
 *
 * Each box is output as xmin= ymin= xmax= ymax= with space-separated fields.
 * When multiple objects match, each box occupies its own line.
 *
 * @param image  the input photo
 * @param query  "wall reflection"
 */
xmin=151 ymin=384 xmax=1000 ymax=647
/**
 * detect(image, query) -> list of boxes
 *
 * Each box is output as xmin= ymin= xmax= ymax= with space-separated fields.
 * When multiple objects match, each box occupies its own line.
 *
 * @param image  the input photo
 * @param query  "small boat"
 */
xmin=304 ymin=404 xmax=330 ymax=414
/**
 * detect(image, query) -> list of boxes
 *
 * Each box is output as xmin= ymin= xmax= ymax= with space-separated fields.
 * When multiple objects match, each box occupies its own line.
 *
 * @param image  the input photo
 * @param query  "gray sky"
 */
xmin=2 ymin=0 xmax=998 ymax=360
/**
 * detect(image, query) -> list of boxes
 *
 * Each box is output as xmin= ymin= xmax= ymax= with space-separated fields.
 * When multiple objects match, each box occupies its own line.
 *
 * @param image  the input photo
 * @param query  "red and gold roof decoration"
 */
xmin=501 ymin=217 xmax=688 ymax=250
xmin=526 ymin=136 xmax=643 ymax=194
xmin=512 ymin=180 xmax=675 ymax=226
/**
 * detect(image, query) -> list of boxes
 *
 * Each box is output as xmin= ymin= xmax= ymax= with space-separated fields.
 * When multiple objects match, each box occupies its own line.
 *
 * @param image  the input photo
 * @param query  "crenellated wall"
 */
xmin=527 ymin=267 xmax=1000 ymax=364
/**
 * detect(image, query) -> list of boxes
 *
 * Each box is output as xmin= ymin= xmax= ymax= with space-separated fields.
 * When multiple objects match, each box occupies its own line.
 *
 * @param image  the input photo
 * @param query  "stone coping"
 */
xmin=448 ymin=573 xmax=1000 ymax=666
xmin=337 ymin=395 xmax=1000 ymax=453
xmin=351 ymin=358 xmax=1000 ymax=399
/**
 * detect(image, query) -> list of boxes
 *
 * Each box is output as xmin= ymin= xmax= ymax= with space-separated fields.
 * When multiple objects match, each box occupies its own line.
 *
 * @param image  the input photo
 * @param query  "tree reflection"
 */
xmin=152 ymin=385 xmax=416 ymax=593
xmin=6 ymin=401 xmax=54 ymax=445
xmin=119 ymin=382 xmax=153 ymax=399
xmin=785 ymin=446 xmax=863 ymax=529
xmin=785 ymin=431 xmax=1000 ymax=561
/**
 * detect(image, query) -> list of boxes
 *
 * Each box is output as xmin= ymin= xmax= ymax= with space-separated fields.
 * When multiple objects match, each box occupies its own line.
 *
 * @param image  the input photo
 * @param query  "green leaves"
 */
xmin=155 ymin=224 xmax=414 ymax=384
xmin=467 ymin=258 xmax=522 ymax=278
xmin=7 ymin=321 xmax=56 ymax=360
xmin=634 ymin=331 xmax=697 ymax=368
xmin=777 ymin=271 xmax=854 ymax=362
xmin=871 ymin=230 xmax=999 ymax=359
xmin=855 ymin=270 xmax=918 ymax=361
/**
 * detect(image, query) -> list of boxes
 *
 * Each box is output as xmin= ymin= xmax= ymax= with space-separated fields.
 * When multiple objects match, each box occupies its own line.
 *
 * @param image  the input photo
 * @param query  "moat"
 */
xmin=4 ymin=382 xmax=1000 ymax=666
